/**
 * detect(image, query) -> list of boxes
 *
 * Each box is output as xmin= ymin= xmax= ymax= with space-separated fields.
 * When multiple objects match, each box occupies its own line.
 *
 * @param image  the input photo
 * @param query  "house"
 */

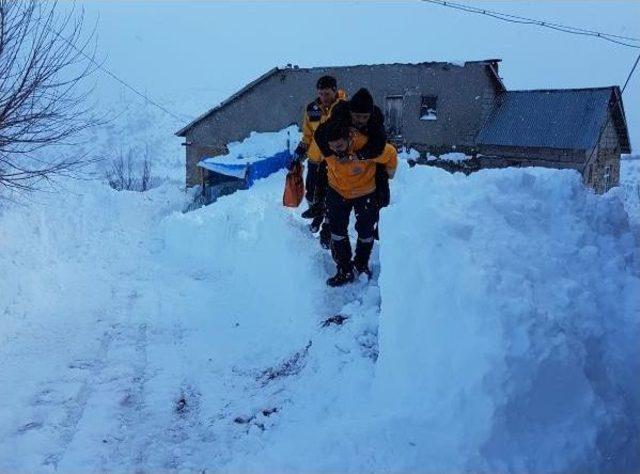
xmin=176 ymin=60 xmax=631 ymax=193
xmin=476 ymin=87 xmax=630 ymax=193
xmin=176 ymin=60 xmax=504 ymax=187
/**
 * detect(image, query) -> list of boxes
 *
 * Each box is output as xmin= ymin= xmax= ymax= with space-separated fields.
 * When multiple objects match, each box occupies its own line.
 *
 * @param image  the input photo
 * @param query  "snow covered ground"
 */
xmin=621 ymin=158 xmax=640 ymax=228
xmin=0 ymin=142 xmax=639 ymax=471
xmin=374 ymin=166 xmax=640 ymax=473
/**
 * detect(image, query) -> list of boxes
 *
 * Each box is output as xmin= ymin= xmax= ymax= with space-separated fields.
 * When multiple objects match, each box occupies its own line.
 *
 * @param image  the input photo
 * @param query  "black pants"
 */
xmin=305 ymin=161 xmax=322 ymax=205
xmin=315 ymin=161 xmax=329 ymax=206
xmin=372 ymin=164 xmax=389 ymax=239
xmin=326 ymin=187 xmax=378 ymax=241
xmin=375 ymin=164 xmax=390 ymax=208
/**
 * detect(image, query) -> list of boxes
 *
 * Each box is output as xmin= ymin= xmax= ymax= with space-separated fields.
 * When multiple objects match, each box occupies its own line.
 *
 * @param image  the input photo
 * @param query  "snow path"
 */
xmin=0 ymin=175 xmax=381 ymax=470
xmin=1 ymin=163 xmax=638 ymax=471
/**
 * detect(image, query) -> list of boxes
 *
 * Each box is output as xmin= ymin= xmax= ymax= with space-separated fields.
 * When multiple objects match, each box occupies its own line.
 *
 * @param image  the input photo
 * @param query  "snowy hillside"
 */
xmin=72 ymin=91 xmax=204 ymax=186
xmin=1 ymin=147 xmax=638 ymax=471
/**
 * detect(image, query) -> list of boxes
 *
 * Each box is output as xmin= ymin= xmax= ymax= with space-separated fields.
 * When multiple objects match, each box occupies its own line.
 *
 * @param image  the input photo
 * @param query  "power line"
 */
xmin=622 ymin=53 xmax=640 ymax=92
xmin=423 ymin=0 xmax=640 ymax=49
xmin=422 ymin=2 xmax=640 ymax=181
xmin=423 ymin=0 xmax=640 ymax=43
xmin=44 ymin=2 xmax=640 ymax=128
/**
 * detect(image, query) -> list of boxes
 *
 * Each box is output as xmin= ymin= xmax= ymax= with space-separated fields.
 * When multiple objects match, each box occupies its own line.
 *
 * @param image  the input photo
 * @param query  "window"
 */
xmin=420 ymin=95 xmax=437 ymax=121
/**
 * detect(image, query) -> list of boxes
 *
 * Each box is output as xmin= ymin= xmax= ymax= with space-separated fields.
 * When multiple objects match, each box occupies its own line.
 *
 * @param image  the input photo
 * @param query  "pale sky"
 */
xmin=78 ymin=1 xmax=640 ymax=150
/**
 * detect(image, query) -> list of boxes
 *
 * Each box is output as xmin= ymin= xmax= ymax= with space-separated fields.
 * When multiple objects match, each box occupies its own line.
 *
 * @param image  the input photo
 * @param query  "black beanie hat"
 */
xmin=325 ymin=119 xmax=351 ymax=143
xmin=349 ymin=88 xmax=374 ymax=113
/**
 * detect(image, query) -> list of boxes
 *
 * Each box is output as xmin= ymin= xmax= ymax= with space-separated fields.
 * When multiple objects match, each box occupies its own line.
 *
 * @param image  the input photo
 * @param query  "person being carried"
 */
xmin=316 ymin=87 xmax=387 ymax=162
xmin=314 ymin=88 xmax=389 ymax=244
xmin=293 ymin=75 xmax=346 ymax=221
xmin=321 ymin=120 xmax=397 ymax=287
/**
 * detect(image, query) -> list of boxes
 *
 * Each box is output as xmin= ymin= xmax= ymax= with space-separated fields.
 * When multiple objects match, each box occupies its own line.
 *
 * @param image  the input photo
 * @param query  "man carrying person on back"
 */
xmin=293 ymin=75 xmax=346 ymax=221
xmin=320 ymin=120 xmax=397 ymax=287
xmin=316 ymin=87 xmax=387 ymax=162
xmin=314 ymin=88 xmax=389 ymax=243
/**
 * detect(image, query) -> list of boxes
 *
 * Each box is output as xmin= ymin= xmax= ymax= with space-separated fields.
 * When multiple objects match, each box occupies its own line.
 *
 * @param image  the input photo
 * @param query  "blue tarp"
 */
xmin=246 ymin=150 xmax=293 ymax=186
xmin=198 ymin=150 xmax=293 ymax=187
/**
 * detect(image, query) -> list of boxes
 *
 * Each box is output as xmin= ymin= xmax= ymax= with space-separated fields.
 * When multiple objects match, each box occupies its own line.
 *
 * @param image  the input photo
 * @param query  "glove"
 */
xmin=294 ymin=142 xmax=308 ymax=160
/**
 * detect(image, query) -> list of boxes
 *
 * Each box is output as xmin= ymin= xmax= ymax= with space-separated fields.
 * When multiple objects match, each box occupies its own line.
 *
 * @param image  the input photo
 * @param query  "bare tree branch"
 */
xmin=105 ymin=147 xmax=153 ymax=192
xmin=0 ymin=0 xmax=98 ymax=192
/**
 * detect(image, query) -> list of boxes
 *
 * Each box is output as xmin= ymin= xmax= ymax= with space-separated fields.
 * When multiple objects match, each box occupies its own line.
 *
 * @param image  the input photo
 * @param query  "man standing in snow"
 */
xmin=315 ymin=88 xmax=389 ymax=242
xmin=321 ymin=121 xmax=397 ymax=287
xmin=293 ymin=76 xmax=346 ymax=221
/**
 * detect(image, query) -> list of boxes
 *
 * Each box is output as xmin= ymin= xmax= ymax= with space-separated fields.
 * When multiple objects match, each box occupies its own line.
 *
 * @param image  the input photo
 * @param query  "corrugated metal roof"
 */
xmin=476 ymin=88 xmax=614 ymax=150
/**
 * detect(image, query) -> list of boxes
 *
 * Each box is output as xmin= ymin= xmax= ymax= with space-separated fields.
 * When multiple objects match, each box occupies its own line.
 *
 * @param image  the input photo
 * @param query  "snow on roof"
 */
xmin=198 ymin=125 xmax=298 ymax=180
xmin=199 ymin=125 xmax=298 ymax=167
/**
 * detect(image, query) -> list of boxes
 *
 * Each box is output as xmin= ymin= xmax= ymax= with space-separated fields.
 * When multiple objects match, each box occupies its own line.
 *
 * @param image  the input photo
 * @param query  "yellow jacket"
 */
xmin=301 ymin=90 xmax=347 ymax=163
xmin=324 ymin=131 xmax=398 ymax=200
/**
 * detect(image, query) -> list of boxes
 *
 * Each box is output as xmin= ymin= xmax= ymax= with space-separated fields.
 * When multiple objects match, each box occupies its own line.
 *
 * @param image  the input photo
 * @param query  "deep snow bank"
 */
xmin=159 ymin=174 xmax=327 ymax=367
xmin=223 ymin=164 xmax=639 ymax=474
xmin=1 ymin=156 xmax=638 ymax=472
xmin=374 ymin=166 xmax=640 ymax=472
xmin=621 ymin=159 xmax=640 ymax=227
xmin=0 ymin=182 xmax=184 ymax=345
xmin=0 ymin=182 xmax=187 ymax=468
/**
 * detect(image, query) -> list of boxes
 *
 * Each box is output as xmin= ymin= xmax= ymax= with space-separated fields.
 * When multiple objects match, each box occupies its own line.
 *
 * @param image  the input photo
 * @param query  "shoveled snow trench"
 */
xmin=0 ymin=163 xmax=638 ymax=472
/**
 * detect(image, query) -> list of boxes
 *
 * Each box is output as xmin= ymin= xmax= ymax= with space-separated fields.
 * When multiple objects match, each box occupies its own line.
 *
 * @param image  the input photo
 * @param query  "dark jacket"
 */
xmin=314 ymin=102 xmax=387 ymax=160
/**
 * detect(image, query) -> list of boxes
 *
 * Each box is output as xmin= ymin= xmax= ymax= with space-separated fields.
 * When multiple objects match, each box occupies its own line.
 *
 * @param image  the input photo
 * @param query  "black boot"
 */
xmin=309 ymin=215 xmax=323 ymax=233
xmin=327 ymin=264 xmax=355 ymax=287
xmin=353 ymin=239 xmax=374 ymax=279
xmin=327 ymin=238 xmax=354 ymax=287
xmin=301 ymin=204 xmax=319 ymax=219
xmin=319 ymin=223 xmax=331 ymax=249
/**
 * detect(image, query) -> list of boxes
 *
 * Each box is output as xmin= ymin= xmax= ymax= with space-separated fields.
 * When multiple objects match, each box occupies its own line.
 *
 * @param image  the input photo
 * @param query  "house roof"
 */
xmin=476 ymin=87 xmax=631 ymax=152
xmin=176 ymin=67 xmax=280 ymax=137
xmin=175 ymin=59 xmax=503 ymax=137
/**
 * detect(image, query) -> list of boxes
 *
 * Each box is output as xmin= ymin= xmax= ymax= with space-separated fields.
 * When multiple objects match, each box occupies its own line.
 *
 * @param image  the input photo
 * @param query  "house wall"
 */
xmin=478 ymin=145 xmax=584 ymax=169
xmin=185 ymin=144 xmax=229 ymax=187
xmin=477 ymin=111 xmax=623 ymax=194
xmin=183 ymin=62 xmax=499 ymax=186
xmin=584 ymin=117 xmax=621 ymax=193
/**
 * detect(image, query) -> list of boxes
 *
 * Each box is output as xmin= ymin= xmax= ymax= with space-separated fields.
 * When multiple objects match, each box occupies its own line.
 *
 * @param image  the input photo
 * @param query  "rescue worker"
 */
xmin=314 ymin=88 xmax=389 ymax=243
xmin=293 ymin=75 xmax=346 ymax=220
xmin=321 ymin=120 xmax=397 ymax=287
xmin=316 ymin=88 xmax=387 ymax=162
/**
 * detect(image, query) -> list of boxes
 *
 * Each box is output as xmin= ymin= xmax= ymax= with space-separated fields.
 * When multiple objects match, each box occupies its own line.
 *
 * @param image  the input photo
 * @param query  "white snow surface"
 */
xmin=420 ymin=111 xmax=438 ymax=121
xmin=207 ymin=125 xmax=298 ymax=165
xmin=398 ymin=147 xmax=421 ymax=161
xmin=374 ymin=166 xmax=640 ymax=473
xmin=1 ymin=157 xmax=638 ymax=471
xmin=621 ymin=158 xmax=640 ymax=228
xmin=197 ymin=161 xmax=247 ymax=180
xmin=439 ymin=151 xmax=469 ymax=162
